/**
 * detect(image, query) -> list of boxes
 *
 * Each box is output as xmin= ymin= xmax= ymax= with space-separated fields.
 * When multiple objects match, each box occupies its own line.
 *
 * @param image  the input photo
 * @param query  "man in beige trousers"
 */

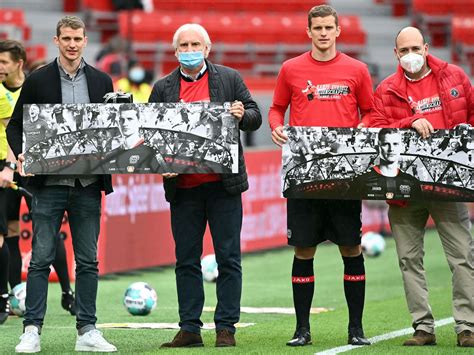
xmin=369 ymin=26 xmax=474 ymax=348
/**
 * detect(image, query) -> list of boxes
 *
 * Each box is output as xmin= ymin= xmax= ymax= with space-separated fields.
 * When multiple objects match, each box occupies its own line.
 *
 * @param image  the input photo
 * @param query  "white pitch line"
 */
xmin=315 ymin=317 xmax=454 ymax=355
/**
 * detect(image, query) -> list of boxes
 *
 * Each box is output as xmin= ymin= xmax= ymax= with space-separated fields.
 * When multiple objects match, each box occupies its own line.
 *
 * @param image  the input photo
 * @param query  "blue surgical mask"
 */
xmin=178 ymin=51 xmax=204 ymax=70
xmin=129 ymin=67 xmax=145 ymax=83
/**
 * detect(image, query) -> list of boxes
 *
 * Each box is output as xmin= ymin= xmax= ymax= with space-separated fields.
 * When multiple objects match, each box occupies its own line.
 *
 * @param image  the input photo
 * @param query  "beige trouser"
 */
xmin=388 ymin=201 xmax=474 ymax=334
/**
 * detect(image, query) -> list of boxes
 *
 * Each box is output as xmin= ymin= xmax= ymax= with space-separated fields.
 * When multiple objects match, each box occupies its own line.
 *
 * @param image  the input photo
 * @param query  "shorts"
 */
xmin=287 ymin=198 xmax=362 ymax=247
xmin=6 ymin=173 xmax=30 ymax=222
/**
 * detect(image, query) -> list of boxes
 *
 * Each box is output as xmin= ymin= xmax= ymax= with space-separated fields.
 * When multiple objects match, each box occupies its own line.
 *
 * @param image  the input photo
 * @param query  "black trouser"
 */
xmin=170 ymin=182 xmax=242 ymax=334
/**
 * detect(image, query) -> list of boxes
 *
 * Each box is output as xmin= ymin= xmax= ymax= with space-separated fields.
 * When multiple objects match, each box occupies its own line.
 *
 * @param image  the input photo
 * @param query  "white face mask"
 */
xmin=399 ymin=52 xmax=425 ymax=74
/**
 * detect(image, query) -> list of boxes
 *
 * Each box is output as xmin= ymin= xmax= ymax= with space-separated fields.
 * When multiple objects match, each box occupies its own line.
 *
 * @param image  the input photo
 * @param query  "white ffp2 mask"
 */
xmin=399 ymin=52 xmax=424 ymax=74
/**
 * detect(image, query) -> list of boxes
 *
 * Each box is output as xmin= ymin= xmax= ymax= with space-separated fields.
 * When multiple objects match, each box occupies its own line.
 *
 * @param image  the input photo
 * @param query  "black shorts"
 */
xmin=6 ymin=173 xmax=30 ymax=222
xmin=287 ymin=198 xmax=362 ymax=247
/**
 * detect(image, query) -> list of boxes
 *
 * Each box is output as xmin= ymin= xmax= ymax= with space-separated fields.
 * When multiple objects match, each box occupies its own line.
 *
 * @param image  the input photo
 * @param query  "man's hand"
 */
xmin=0 ymin=165 xmax=14 ymax=188
xmin=17 ymin=154 xmax=34 ymax=177
xmin=162 ymin=173 xmax=178 ymax=179
xmin=230 ymin=101 xmax=245 ymax=121
xmin=271 ymin=125 xmax=288 ymax=147
xmin=412 ymin=118 xmax=434 ymax=139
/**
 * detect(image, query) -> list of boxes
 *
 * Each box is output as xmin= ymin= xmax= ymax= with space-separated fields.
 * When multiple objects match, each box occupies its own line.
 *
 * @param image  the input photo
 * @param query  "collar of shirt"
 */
xmin=57 ymin=57 xmax=85 ymax=80
xmin=180 ymin=62 xmax=208 ymax=82
xmin=404 ymin=68 xmax=432 ymax=82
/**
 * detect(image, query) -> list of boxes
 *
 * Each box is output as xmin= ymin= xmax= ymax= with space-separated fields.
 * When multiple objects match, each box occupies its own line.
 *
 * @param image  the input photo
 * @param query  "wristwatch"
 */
xmin=4 ymin=161 xmax=17 ymax=171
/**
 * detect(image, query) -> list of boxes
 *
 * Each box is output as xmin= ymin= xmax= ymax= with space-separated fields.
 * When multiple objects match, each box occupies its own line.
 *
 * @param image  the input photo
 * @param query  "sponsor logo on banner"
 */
xmin=399 ymin=185 xmax=411 ymax=194
xmin=129 ymin=155 xmax=140 ymax=164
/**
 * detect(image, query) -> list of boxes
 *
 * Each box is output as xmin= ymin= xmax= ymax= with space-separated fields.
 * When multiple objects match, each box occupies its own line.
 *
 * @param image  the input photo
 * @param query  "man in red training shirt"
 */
xmin=368 ymin=26 xmax=474 ymax=348
xmin=269 ymin=4 xmax=374 ymax=347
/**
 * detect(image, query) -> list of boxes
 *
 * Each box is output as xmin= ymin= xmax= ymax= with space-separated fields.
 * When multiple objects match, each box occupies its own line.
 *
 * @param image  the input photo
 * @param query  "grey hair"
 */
xmin=172 ymin=23 xmax=212 ymax=50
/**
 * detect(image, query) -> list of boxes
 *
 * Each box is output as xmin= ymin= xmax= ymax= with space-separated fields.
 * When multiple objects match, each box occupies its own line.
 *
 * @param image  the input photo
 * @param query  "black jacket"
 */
xmin=149 ymin=61 xmax=262 ymax=202
xmin=6 ymin=59 xmax=114 ymax=194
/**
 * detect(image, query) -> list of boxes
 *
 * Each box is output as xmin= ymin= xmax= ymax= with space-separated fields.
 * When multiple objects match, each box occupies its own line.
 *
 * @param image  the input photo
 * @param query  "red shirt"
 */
xmin=406 ymin=72 xmax=444 ymax=129
xmin=269 ymin=51 xmax=374 ymax=130
xmin=177 ymin=71 xmax=221 ymax=188
xmin=179 ymin=72 xmax=211 ymax=102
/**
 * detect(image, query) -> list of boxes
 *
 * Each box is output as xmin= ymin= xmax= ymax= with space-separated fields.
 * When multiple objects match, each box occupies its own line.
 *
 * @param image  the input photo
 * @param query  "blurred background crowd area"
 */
xmin=1 ymin=0 xmax=474 ymax=147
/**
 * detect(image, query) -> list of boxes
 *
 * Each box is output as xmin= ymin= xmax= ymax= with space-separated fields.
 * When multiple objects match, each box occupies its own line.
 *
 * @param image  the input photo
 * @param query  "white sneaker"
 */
xmin=15 ymin=326 xmax=41 ymax=353
xmin=75 ymin=329 xmax=117 ymax=352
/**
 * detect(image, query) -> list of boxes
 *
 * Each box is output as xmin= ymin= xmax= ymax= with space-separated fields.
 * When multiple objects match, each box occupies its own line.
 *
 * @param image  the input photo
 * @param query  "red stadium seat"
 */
xmin=81 ymin=0 xmax=118 ymax=42
xmin=412 ymin=0 xmax=474 ymax=47
xmin=26 ymin=45 xmax=47 ymax=64
xmin=118 ymin=10 xmax=367 ymax=76
xmin=151 ymin=0 xmax=327 ymax=13
xmin=119 ymin=11 xmax=365 ymax=45
xmin=0 ymin=8 xmax=31 ymax=41
xmin=81 ymin=0 xmax=114 ymax=12
xmin=451 ymin=16 xmax=474 ymax=74
xmin=374 ymin=0 xmax=410 ymax=17
xmin=412 ymin=0 xmax=452 ymax=47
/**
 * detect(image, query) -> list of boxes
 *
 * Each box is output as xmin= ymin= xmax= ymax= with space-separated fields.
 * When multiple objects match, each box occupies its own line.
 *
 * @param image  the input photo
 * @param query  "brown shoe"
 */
xmin=160 ymin=330 xmax=204 ymax=348
xmin=216 ymin=329 xmax=236 ymax=347
xmin=403 ymin=330 xmax=436 ymax=346
xmin=457 ymin=330 xmax=474 ymax=347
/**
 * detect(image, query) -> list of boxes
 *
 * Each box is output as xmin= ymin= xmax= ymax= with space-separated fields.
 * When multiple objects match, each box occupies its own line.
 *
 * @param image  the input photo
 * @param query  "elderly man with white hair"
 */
xmin=149 ymin=23 xmax=261 ymax=348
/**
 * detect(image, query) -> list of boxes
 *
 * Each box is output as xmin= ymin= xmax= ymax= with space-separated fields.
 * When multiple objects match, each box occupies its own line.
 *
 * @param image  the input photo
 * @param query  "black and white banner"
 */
xmin=23 ymin=102 xmax=238 ymax=174
xmin=282 ymin=125 xmax=474 ymax=201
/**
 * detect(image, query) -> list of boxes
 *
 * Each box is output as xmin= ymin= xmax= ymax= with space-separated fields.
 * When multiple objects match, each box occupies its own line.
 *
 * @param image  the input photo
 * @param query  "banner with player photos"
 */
xmin=282 ymin=125 xmax=474 ymax=202
xmin=23 ymin=102 xmax=238 ymax=174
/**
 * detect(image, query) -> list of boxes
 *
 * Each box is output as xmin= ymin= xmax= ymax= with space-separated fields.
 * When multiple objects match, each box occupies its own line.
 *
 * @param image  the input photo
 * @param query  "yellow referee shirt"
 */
xmin=0 ymin=82 xmax=21 ymax=160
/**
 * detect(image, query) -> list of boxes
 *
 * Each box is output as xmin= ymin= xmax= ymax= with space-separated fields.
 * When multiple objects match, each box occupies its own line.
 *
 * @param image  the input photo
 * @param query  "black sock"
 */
xmin=342 ymin=254 xmax=366 ymax=332
xmin=5 ymin=236 xmax=22 ymax=289
xmin=292 ymin=257 xmax=314 ymax=330
xmin=0 ymin=243 xmax=10 ymax=295
xmin=52 ymin=237 xmax=71 ymax=293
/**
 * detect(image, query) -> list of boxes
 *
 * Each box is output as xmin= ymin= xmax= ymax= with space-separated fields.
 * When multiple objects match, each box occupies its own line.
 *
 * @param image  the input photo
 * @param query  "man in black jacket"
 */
xmin=149 ymin=23 xmax=261 ymax=348
xmin=7 ymin=16 xmax=116 ymax=353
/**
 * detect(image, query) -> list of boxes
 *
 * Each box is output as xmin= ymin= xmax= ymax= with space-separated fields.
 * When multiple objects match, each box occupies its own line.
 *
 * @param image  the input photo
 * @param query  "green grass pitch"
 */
xmin=1 ymin=230 xmax=472 ymax=354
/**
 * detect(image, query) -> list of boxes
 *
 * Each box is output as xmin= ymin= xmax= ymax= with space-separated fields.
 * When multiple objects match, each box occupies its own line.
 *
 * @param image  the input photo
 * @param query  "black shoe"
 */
xmin=286 ymin=327 xmax=312 ymax=346
xmin=61 ymin=290 xmax=76 ymax=316
xmin=348 ymin=328 xmax=370 ymax=345
xmin=0 ymin=294 xmax=9 ymax=324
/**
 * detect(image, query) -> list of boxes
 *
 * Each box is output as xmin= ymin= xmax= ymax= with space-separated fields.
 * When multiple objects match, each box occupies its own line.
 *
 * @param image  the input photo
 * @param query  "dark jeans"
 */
xmin=170 ymin=182 xmax=242 ymax=334
xmin=24 ymin=183 xmax=101 ymax=331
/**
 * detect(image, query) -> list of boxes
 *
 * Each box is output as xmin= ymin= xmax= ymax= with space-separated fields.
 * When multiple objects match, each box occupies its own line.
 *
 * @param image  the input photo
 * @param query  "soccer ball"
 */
xmin=201 ymin=254 xmax=218 ymax=282
xmin=361 ymin=232 xmax=386 ymax=257
xmin=123 ymin=282 xmax=157 ymax=316
xmin=10 ymin=283 xmax=27 ymax=317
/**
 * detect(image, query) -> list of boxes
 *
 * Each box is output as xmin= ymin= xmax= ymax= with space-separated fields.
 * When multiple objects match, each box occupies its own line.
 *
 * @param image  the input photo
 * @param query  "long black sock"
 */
xmin=5 ymin=236 xmax=22 ymax=289
xmin=52 ymin=237 xmax=71 ymax=292
xmin=292 ymin=257 xmax=314 ymax=330
xmin=0 ymin=243 xmax=10 ymax=295
xmin=342 ymin=254 xmax=366 ymax=332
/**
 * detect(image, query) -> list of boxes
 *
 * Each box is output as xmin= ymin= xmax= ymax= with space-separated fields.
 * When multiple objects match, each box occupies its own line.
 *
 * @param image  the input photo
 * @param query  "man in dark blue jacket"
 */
xmin=149 ymin=23 xmax=261 ymax=348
